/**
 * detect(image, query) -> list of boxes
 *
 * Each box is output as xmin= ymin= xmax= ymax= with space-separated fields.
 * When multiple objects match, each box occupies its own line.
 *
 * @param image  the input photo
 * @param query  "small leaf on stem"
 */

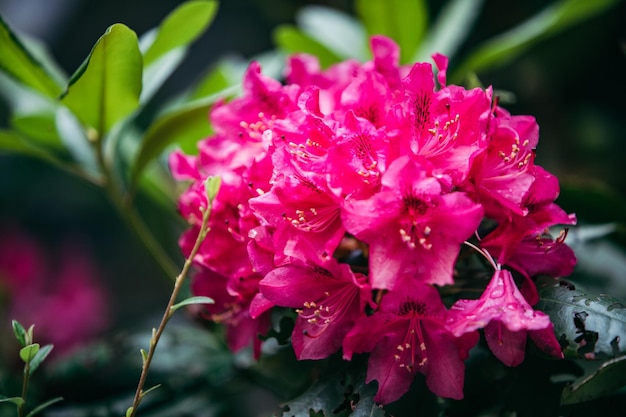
xmin=24 ymin=396 xmax=63 ymax=417
xmin=19 ymin=343 xmax=40 ymax=364
xmin=204 ymin=176 xmax=221 ymax=204
xmin=170 ymin=296 xmax=215 ymax=314
xmin=11 ymin=320 xmax=28 ymax=347
xmin=0 ymin=396 xmax=25 ymax=406
xmin=28 ymin=344 xmax=54 ymax=375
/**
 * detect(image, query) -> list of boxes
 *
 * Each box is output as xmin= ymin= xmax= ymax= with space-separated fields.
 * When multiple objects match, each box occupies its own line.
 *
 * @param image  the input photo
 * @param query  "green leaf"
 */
xmin=351 ymin=380 xmax=386 ymax=417
xmin=415 ymin=0 xmax=484 ymax=61
xmin=0 ymin=14 xmax=62 ymax=98
xmin=19 ymin=343 xmax=40 ymax=364
xmin=0 ymin=396 xmax=24 ymax=406
xmin=561 ymin=355 xmax=626 ymax=405
xmin=11 ymin=320 xmax=27 ymax=347
xmin=273 ymin=25 xmax=343 ymax=69
xmin=143 ymin=1 xmax=218 ymax=66
xmin=140 ymin=384 xmax=162 ymax=398
xmin=28 ymin=344 xmax=53 ymax=375
xmin=452 ymin=0 xmax=620 ymax=82
xmin=356 ymin=0 xmax=427 ymax=63
xmin=140 ymin=1 xmax=218 ymax=102
xmin=24 ymin=397 xmax=63 ymax=417
xmin=126 ymin=407 xmax=134 ymax=417
xmin=170 ymin=296 xmax=215 ymax=314
xmin=297 ymin=6 xmax=368 ymax=62
xmin=130 ymin=89 xmax=234 ymax=190
xmin=61 ymin=23 xmax=142 ymax=136
xmin=536 ymin=277 xmax=626 ymax=359
xmin=280 ymin=369 xmax=347 ymax=417
xmin=204 ymin=176 xmax=221 ymax=203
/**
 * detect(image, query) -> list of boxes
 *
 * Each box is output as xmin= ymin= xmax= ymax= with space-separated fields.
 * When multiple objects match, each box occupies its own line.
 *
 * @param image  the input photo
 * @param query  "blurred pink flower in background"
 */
xmin=0 ymin=226 xmax=110 ymax=356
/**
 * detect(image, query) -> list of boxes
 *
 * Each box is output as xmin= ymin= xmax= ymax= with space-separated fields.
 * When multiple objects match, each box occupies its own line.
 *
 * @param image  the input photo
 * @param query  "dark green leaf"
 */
xmin=19 ymin=343 xmax=40 ymax=364
xmin=24 ymin=397 xmax=63 ymax=417
xmin=0 ymin=396 xmax=24 ymax=406
xmin=415 ymin=0 xmax=483 ymax=61
xmin=356 ymin=0 xmax=427 ymax=63
xmin=452 ymin=0 xmax=620 ymax=82
xmin=536 ymin=277 xmax=626 ymax=359
xmin=0 ymin=14 xmax=62 ymax=98
xmin=561 ymin=355 xmax=626 ymax=405
xmin=61 ymin=24 xmax=142 ymax=136
xmin=297 ymin=6 xmax=368 ymax=62
xmin=142 ymin=1 xmax=218 ymax=67
xmin=280 ymin=370 xmax=347 ymax=417
xmin=28 ymin=344 xmax=54 ymax=375
xmin=130 ymin=89 xmax=235 ymax=189
xmin=274 ymin=25 xmax=343 ymax=69
xmin=351 ymin=380 xmax=386 ymax=417
xmin=11 ymin=319 xmax=27 ymax=347
xmin=170 ymin=296 xmax=215 ymax=314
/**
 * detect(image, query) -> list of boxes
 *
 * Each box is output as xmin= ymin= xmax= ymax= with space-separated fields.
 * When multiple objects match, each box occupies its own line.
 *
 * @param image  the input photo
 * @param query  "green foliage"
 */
xmin=561 ymin=355 xmax=626 ymax=405
xmin=537 ymin=277 xmax=626 ymax=359
xmin=0 ymin=15 xmax=62 ymax=98
xmin=451 ymin=0 xmax=621 ymax=82
xmin=170 ymin=296 xmax=215 ymax=314
xmin=355 ymin=0 xmax=428 ymax=63
xmin=61 ymin=24 xmax=142 ymax=137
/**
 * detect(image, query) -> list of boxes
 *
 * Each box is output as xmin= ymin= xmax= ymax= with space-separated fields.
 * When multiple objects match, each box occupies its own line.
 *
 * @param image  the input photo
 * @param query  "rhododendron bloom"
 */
xmin=447 ymin=269 xmax=561 ymax=366
xmin=343 ymin=156 xmax=483 ymax=289
xmin=171 ymin=34 xmax=577 ymax=405
xmin=343 ymin=283 xmax=477 ymax=403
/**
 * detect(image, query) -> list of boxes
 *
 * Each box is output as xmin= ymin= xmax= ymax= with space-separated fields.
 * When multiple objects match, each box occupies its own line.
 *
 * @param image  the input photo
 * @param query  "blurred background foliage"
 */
xmin=0 ymin=0 xmax=625 ymax=416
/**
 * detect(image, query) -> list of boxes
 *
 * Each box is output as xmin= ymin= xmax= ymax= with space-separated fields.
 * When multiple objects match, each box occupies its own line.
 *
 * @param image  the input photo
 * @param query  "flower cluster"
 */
xmin=0 ymin=227 xmax=110 ymax=356
xmin=170 ymin=36 xmax=576 ymax=404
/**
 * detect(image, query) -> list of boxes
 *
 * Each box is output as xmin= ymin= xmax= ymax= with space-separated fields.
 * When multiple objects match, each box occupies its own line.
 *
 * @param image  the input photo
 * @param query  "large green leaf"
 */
xmin=274 ymin=25 xmax=343 ymax=69
xmin=0 ymin=14 xmax=62 ymax=98
xmin=355 ymin=0 xmax=427 ymax=63
xmin=140 ymin=0 xmax=218 ymax=102
xmin=452 ymin=0 xmax=620 ymax=82
xmin=142 ymin=1 xmax=218 ymax=66
xmin=536 ymin=277 xmax=626 ymax=359
xmin=415 ymin=0 xmax=484 ymax=62
xmin=297 ymin=6 xmax=368 ymax=62
xmin=61 ymin=24 xmax=142 ymax=136
xmin=561 ymin=355 xmax=626 ymax=405
xmin=279 ymin=370 xmax=346 ymax=417
xmin=130 ymin=88 xmax=236 ymax=190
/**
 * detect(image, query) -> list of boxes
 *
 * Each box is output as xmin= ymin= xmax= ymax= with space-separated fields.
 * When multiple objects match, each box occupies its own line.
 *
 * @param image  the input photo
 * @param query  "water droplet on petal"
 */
xmin=506 ymin=303 xmax=518 ymax=310
xmin=465 ymin=314 xmax=477 ymax=320
xmin=490 ymin=286 xmax=505 ymax=298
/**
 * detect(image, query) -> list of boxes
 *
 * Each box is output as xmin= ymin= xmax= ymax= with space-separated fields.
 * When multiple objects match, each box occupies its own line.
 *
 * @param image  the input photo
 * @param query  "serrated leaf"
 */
xmin=536 ymin=277 xmax=626 ymax=359
xmin=280 ymin=371 xmax=346 ymax=417
xmin=297 ymin=6 xmax=368 ymax=62
xmin=273 ymin=25 xmax=343 ymax=69
xmin=61 ymin=24 xmax=142 ymax=136
xmin=356 ymin=0 xmax=427 ymax=64
xmin=170 ymin=296 xmax=215 ymax=314
xmin=28 ymin=344 xmax=54 ymax=375
xmin=415 ymin=0 xmax=484 ymax=61
xmin=130 ymin=89 xmax=235 ymax=190
xmin=11 ymin=319 xmax=27 ymax=347
xmin=20 ymin=343 xmax=40 ymax=364
xmin=0 ymin=396 xmax=24 ymax=406
xmin=561 ymin=355 xmax=626 ymax=405
xmin=0 ymin=14 xmax=62 ymax=98
xmin=452 ymin=0 xmax=620 ymax=82
xmin=351 ymin=380 xmax=386 ymax=417
xmin=24 ymin=396 xmax=63 ymax=417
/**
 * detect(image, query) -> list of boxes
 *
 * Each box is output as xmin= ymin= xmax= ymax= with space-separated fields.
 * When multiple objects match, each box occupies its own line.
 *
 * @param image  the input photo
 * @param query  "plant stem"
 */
xmin=18 ymin=362 xmax=30 ymax=417
xmin=127 ymin=205 xmax=211 ymax=417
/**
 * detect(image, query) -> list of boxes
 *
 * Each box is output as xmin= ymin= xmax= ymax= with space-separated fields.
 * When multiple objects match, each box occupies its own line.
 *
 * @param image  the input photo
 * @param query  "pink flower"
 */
xmin=190 ymin=266 xmax=270 ymax=359
xmin=0 ymin=229 xmax=110 ymax=355
xmin=258 ymin=259 xmax=373 ymax=360
xmin=343 ymin=156 xmax=483 ymax=289
xmin=447 ymin=269 xmax=562 ymax=366
xmin=343 ymin=283 xmax=477 ymax=404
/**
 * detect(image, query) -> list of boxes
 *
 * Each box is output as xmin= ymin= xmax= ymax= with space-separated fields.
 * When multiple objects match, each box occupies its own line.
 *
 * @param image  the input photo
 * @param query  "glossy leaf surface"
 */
xmin=61 ymin=24 xmax=142 ymax=136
